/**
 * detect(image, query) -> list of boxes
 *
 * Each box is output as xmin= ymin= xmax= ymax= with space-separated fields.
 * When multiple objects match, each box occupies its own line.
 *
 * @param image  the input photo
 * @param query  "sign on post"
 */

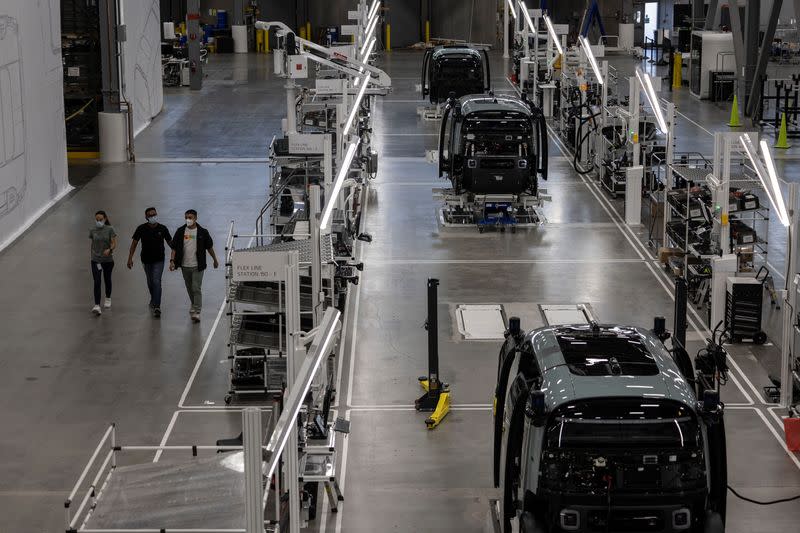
xmin=231 ymin=251 xmax=289 ymax=282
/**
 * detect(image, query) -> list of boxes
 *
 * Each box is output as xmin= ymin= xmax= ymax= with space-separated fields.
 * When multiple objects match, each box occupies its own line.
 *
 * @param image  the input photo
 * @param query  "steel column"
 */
xmin=242 ymin=408 xmax=264 ymax=533
xmin=742 ymin=0 xmax=762 ymax=113
xmin=745 ymin=0 xmax=784 ymax=117
xmin=703 ymin=0 xmax=719 ymax=30
xmin=781 ymin=183 xmax=798 ymax=408
xmin=728 ymin=1 xmax=745 ymax=97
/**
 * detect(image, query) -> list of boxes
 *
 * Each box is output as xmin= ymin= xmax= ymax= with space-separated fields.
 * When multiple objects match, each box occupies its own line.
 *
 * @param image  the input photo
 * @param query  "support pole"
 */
xmin=285 ymin=82 xmax=297 ymax=134
xmin=781 ymin=182 xmax=798 ymax=408
xmin=187 ymin=0 xmax=203 ymax=91
xmin=414 ymin=278 xmax=450 ymax=429
xmin=285 ymin=251 xmax=302 ymax=533
xmin=703 ymin=0 xmax=720 ymax=30
xmin=745 ymin=0 xmax=784 ymax=118
xmin=242 ymin=408 xmax=263 ymax=533
xmin=742 ymin=0 xmax=762 ymax=114
xmin=426 ymin=278 xmax=440 ymax=391
xmin=674 ymin=277 xmax=688 ymax=350
xmin=728 ymin=0 xmax=744 ymax=88
xmin=310 ymin=184 xmax=322 ymax=326
xmin=503 ymin=0 xmax=509 ymax=58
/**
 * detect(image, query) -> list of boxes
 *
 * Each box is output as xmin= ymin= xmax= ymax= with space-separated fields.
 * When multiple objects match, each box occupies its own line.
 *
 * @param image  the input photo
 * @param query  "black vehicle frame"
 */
xmin=438 ymin=93 xmax=548 ymax=196
xmin=421 ymin=45 xmax=491 ymax=104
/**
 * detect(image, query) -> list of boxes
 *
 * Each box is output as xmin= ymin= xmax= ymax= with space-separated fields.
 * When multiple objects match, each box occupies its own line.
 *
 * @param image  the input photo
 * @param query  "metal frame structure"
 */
xmin=63 ymin=310 xmax=341 ymax=533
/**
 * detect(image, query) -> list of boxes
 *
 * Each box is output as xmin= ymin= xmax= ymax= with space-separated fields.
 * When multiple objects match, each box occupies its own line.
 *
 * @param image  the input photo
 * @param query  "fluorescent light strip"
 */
xmin=739 ymin=135 xmax=788 ymax=227
xmin=343 ymin=75 xmax=370 ymax=136
xmin=363 ymin=14 xmax=379 ymax=46
xmin=506 ymin=0 xmax=517 ymax=20
xmin=354 ymin=37 xmax=376 ymax=87
xmin=321 ymin=141 xmax=360 ymax=230
xmin=543 ymin=14 xmax=563 ymax=55
xmin=635 ymin=67 xmax=668 ymax=134
xmin=520 ymin=1 xmax=536 ymax=33
xmin=368 ymin=0 xmax=381 ymax=22
xmin=579 ymin=35 xmax=603 ymax=85
xmin=265 ymin=309 xmax=339 ymax=482
xmin=760 ymin=139 xmax=791 ymax=226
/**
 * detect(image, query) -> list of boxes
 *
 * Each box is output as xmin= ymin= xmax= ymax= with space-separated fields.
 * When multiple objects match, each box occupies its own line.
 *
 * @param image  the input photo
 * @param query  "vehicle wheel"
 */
xmin=753 ymin=331 xmax=767 ymax=345
xmin=703 ymin=511 xmax=724 ymax=533
xmin=519 ymin=511 xmax=546 ymax=533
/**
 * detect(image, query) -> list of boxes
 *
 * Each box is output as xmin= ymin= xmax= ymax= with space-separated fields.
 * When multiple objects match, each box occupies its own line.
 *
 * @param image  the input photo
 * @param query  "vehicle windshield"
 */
xmin=435 ymin=56 xmax=482 ymax=80
xmin=544 ymin=399 xmax=701 ymax=450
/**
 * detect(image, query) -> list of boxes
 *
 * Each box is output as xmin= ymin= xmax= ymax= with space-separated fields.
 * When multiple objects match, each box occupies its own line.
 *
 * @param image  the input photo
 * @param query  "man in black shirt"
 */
xmin=127 ymin=207 xmax=173 ymax=317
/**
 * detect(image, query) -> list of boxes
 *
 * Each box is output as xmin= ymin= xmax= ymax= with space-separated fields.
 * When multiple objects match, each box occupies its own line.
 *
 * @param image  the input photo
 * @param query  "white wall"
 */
xmin=0 ymin=0 xmax=69 ymax=251
xmin=122 ymin=0 xmax=163 ymax=136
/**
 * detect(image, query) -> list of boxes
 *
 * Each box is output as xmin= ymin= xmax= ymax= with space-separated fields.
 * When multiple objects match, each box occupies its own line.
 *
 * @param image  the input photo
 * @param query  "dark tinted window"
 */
xmin=555 ymin=327 xmax=659 ymax=376
xmin=545 ymin=399 xmax=701 ymax=449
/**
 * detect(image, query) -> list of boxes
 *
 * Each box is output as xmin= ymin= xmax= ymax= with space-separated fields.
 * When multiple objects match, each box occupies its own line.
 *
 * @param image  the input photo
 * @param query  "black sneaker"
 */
xmin=153 ymin=307 xmax=161 ymax=318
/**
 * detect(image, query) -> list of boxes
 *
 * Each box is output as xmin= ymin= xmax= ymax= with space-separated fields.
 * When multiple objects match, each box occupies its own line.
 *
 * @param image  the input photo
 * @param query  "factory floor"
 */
xmin=1 ymin=51 xmax=798 ymax=533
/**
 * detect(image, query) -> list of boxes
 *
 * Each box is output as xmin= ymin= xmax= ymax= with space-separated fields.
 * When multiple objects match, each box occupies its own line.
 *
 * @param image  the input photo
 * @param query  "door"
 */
xmin=633 ymin=1 xmax=645 ymax=46
xmin=644 ymin=2 xmax=659 ymax=47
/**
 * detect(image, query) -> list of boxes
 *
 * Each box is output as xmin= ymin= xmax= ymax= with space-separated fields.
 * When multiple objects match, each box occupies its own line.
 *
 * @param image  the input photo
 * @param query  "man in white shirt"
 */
xmin=169 ymin=209 xmax=219 ymax=323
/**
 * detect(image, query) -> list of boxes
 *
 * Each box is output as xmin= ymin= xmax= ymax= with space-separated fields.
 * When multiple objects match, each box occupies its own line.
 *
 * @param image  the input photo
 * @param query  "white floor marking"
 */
xmin=177 ymin=300 xmax=228 ymax=408
xmin=369 ymin=258 xmax=646 ymax=265
xmin=152 ymin=411 xmax=180 ymax=463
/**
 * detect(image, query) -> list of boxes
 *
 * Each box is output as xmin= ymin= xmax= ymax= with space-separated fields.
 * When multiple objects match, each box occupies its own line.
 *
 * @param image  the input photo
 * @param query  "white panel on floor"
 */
xmin=539 ymin=304 xmax=592 ymax=326
xmin=456 ymin=304 xmax=506 ymax=340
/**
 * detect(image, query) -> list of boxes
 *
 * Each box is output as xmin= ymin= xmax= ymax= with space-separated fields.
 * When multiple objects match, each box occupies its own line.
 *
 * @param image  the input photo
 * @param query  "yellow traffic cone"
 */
xmin=776 ymin=112 xmax=792 ymax=149
xmin=727 ymin=95 xmax=741 ymax=127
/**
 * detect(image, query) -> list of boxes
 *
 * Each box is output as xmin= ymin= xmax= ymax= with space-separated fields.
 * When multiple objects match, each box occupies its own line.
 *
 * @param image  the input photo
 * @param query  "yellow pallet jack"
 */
xmin=415 ymin=278 xmax=451 ymax=429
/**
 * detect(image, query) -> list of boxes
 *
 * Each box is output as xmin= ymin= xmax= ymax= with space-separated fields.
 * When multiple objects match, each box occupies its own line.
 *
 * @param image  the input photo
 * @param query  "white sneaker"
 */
xmin=104 ymin=298 xmax=112 ymax=309
xmin=92 ymin=305 xmax=102 ymax=316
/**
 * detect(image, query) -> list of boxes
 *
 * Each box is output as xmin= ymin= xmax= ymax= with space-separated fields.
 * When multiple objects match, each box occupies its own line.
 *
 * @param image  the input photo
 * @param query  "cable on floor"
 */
xmin=728 ymin=485 xmax=800 ymax=505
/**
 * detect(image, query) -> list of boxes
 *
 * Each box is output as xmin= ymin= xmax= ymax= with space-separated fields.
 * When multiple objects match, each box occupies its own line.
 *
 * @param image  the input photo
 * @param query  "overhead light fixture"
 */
xmin=635 ymin=67 xmax=668 ymax=134
xmin=265 ymin=308 xmax=340 ymax=483
xmin=506 ymin=0 xmax=517 ymax=19
xmin=344 ymin=75 xmax=370 ymax=135
xmin=519 ymin=2 xmax=536 ymax=33
xmin=367 ymin=0 xmax=380 ymax=20
xmin=361 ymin=35 xmax=376 ymax=61
xmin=368 ymin=0 xmax=381 ymax=22
xmin=321 ymin=141 xmax=360 ymax=230
xmin=740 ymin=134 xmax=789 ymax=226
xmin=761 ymin=140 xmax=791 ymax=226
xmin=364 ymin=12 xmax=379 ymax=45
xmin=354 ymin=38 xmax=376 ymax=87
xmin=543 ymin=13 xmax=563 ymax=55
xmin=579 ymin=35 xmax=603 ymax=85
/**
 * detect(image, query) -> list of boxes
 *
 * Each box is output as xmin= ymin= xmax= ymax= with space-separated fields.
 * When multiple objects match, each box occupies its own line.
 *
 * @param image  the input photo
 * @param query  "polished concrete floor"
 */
xmin=1 ymin=51 xmax=799 ymax=533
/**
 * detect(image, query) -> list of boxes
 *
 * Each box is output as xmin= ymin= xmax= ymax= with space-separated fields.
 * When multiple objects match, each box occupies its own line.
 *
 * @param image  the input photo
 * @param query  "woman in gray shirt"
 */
xmin=89 ymin=210 xmax=117 ymax=315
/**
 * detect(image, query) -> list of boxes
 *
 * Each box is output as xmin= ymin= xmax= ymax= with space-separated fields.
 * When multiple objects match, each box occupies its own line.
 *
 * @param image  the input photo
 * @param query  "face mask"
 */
xmin=95 ymin=220 xmax=105 ymax=228
xmin=186 ymin=218 xmax=195 ymax=227
xmin=147 ymin=216 xmax=158 ymax=224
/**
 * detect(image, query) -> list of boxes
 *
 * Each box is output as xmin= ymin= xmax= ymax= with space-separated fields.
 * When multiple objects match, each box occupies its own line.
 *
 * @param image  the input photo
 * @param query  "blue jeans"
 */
xmin=91 ymin=261 xmax=114 ymax=305
xmin=143 ymin=261 xmax=165 ymax=308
